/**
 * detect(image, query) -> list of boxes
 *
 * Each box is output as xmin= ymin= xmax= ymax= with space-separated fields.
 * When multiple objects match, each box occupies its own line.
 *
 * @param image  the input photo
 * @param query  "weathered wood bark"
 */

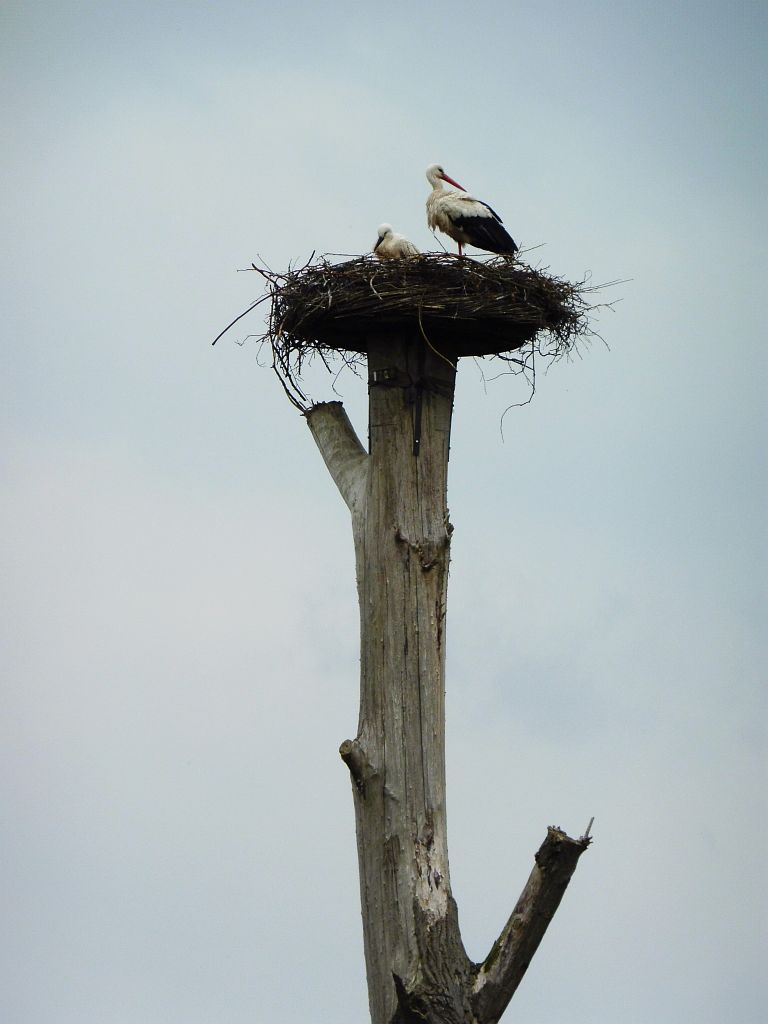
xmin=307 ymin=333 xmax=589 ymax=1024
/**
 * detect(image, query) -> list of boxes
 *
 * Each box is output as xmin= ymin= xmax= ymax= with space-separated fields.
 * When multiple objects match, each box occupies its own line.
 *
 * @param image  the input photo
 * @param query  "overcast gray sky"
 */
xmin=2 ymin=2 xmax=766 ymax=1022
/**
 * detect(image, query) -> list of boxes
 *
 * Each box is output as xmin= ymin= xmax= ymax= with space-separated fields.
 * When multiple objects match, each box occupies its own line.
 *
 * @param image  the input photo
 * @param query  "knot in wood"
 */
xmin=395 ymin=529 xmax=449 ymax=571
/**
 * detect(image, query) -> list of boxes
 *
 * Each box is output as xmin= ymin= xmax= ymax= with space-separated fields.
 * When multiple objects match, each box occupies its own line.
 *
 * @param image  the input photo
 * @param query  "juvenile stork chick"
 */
xmin=373 ymin=223 xmax=420 ymax=260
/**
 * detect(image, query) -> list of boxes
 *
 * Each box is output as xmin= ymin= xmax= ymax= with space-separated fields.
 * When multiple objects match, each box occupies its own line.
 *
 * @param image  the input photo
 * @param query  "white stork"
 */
xmin=426 ymin=163 xmax=518 ymax=257
xmin=373 ymin=223 xmax=420 ymax=260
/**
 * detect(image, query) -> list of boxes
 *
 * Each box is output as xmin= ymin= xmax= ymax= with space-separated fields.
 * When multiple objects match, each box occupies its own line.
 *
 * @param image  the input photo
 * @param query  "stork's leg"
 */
xmin=458 ymin=242 xmax=463 ymax=257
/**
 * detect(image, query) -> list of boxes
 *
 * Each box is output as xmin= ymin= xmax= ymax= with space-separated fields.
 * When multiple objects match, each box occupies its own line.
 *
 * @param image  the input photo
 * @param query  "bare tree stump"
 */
xmin=307 ymin=331 xmax=590 ymax=1024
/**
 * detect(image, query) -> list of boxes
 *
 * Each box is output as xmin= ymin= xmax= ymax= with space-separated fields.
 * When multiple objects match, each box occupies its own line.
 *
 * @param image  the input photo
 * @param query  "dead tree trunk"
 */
xmin=307 ymin=333 xmax=588 ymax=1024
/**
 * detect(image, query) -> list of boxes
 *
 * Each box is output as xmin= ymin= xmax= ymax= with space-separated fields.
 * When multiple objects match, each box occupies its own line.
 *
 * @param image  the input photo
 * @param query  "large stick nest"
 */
xmin=215 ymin=253 xmax=598 ymax=410
xmin=273 ymin=254 xmax=586 ymax=355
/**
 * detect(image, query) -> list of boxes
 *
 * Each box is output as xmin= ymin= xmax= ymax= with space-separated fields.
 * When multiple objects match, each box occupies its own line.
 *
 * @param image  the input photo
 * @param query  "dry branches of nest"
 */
xmin=272 ymin=253 xmax=588 ymax=353
xmin=214 ymin=253 xmax=599 ymax=412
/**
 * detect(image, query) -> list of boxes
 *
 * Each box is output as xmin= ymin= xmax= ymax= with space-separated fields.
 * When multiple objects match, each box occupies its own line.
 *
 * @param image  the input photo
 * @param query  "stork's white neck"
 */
xmin=426 ymin=165 xmax=446 ymax=190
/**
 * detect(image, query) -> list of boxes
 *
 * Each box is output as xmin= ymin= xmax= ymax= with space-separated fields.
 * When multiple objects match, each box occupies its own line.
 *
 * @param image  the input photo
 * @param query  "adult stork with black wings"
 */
xmin=426 ymin=163 xmax=518 ymax=257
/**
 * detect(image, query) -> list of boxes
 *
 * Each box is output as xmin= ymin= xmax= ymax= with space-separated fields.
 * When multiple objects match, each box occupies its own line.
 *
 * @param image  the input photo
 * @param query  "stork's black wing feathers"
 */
xmin=451 ymin=206 xmax=519 ymax=255
xmin=480 ymin=201 xmax=505 ymax=223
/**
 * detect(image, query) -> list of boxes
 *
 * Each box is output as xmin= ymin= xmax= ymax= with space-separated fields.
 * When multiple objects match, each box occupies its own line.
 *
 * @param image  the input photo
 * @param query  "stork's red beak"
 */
xmin=440 ymin=172 xmax=466 ymax=191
